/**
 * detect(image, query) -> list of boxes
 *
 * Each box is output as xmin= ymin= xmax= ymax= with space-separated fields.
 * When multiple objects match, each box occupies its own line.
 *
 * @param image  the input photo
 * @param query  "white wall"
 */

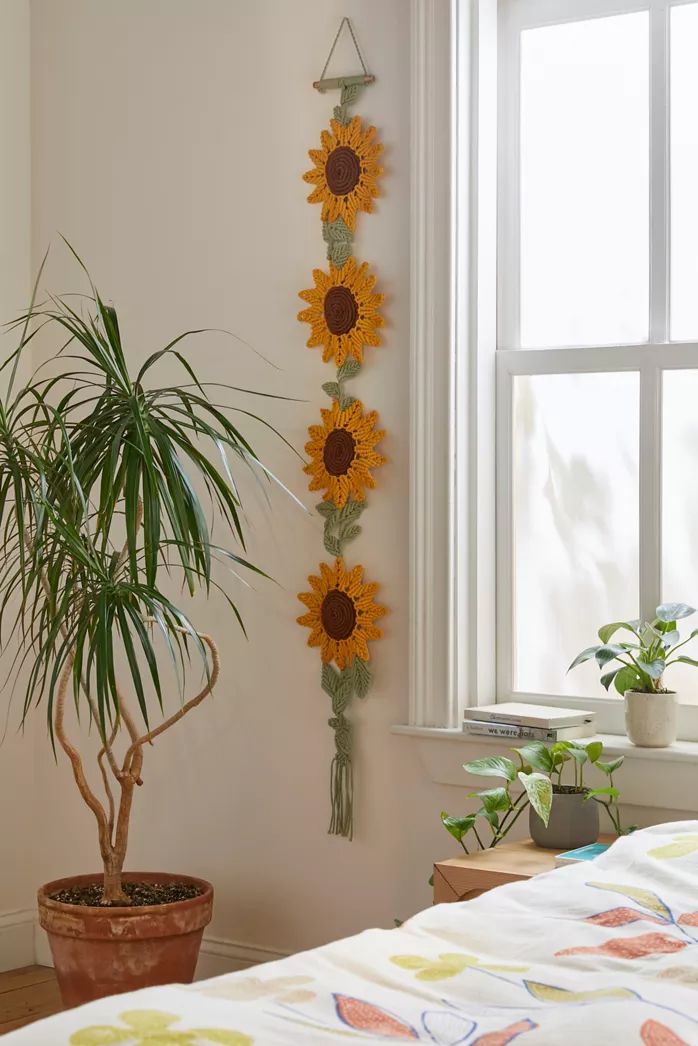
xmin=0 ymin=0 xmax=33 ymax=930
xmin=27 ymin=0 xmax=436 ymax=964
xmin=0 ymin=0 xmax=690 ymax=975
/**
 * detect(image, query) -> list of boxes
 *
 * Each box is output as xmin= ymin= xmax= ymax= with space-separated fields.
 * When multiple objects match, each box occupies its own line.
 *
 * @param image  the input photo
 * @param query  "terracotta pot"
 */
xmin=529 ymin=789 xmax=599 ymax=850
xmin=38 ymin=871 xmax=213 ymax=1007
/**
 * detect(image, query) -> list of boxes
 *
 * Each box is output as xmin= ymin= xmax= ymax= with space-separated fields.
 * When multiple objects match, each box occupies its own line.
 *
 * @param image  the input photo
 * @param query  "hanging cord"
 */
xmin=319 ymin=17 xmax=368 ymax=81
xmin=314 ymin=17 xmax=375 ymax=91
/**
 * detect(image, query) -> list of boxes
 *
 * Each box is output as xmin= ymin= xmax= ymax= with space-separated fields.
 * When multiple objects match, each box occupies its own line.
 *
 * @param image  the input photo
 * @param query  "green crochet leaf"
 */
xmin=315 ymin=501 xmax=336 ymax=519
xmin=340 ymin=524 xmax=361 ymax=543
xmin=333 ymin=103 xmax=350 ymax=125
xmin=337 ymin=358 xmax=361 ymax=381
xmin=323 ymin=532 xmax=343 ymax=557
xmin=322 ymin=663 xmax=341 ymax=698
xmin=329 ymin=241 xmax=353 ymax=268
xmin=353 ymin=657 xmax=371 ymax=698
xmin=325 ymin=218 xmax=353 ymax=244
xmin=322 ymin=381 xmax=340 ymax=400
xmin=341 ymin=83 xmax=363 ymax=106
xmin=339 ymin=499 xmax=365 ymax=524
xmin=338 ymin=392 xmax=356 ymax=410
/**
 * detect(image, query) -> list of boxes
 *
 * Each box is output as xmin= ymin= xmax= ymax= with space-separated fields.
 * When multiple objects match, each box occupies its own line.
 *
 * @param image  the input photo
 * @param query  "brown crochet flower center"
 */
xmin=325 ymin=146 xmax=361 ymax=197
xmin=321 ymin=589 xmax=357 ymax=641
xmin=324 ymin=286 xmax=358 ymax=335
xmin=323 ymin=428 xmax=356 ymax=476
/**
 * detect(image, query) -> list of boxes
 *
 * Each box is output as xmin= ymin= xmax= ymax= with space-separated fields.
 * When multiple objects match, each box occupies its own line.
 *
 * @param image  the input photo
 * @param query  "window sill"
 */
xmin=391 ymin=725 xmax=698 ymax=813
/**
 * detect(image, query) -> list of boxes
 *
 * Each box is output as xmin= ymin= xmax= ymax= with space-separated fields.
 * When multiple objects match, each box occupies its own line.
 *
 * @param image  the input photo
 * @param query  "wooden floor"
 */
xmin=0 ymin=967 xmax=62 ymax=1036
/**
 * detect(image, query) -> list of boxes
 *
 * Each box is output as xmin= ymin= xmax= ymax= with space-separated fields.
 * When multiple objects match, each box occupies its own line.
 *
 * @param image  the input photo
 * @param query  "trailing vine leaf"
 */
xmin=339 ymin=392 xmax=356 ymax=410
xmin=322 ymin=381 xmax=340 ymax=400
xmin=353 ymin=656 xmax=371 ymax=697
xmin=518 ymin=771 xmax=552 ymax=826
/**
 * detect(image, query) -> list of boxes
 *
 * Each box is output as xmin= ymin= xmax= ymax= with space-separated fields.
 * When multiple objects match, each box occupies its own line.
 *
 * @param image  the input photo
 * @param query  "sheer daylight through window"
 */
xmin=498 ymin=0 xmax=698 ymax=709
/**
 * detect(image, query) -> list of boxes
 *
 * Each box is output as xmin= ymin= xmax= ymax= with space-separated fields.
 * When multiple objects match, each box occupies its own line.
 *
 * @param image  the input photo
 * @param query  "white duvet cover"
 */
xmin=7 ymin=821 xmax=698 ymax=1044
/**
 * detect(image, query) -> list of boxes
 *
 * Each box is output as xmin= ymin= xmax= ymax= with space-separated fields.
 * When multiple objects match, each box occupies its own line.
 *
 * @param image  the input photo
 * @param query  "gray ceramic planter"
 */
xmin=529 ymin=789 xmax=599 ymax=850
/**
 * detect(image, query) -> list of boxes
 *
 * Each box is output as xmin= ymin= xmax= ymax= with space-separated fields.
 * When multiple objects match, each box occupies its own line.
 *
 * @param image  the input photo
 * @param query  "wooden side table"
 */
xmin=433 ymin=836 xmax=613 ymax=904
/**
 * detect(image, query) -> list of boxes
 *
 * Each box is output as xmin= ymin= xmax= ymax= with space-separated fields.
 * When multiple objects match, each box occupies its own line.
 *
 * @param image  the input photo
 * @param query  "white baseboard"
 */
xmin=0 ymin=909 xmax=36 ymax=972
xmin=195 ymin=935 xmax=290 ymax=980
xmin=32 ymin=919 xmax=288 ymax=980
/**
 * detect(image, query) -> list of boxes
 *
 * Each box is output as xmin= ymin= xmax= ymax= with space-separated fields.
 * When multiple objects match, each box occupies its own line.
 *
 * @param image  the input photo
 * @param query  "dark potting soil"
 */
xmin=49 ymin=880 xmax=205 ymax=908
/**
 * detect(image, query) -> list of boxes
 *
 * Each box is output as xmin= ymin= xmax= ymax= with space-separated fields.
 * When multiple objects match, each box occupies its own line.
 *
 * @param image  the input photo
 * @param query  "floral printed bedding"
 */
xmin=8 ymin=821 xmax=698 ymax=1045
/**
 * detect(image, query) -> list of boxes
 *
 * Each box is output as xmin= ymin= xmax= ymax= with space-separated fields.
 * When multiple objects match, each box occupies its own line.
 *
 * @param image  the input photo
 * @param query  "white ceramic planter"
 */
xmin=624 ymin=690 xmax=677 ymax=748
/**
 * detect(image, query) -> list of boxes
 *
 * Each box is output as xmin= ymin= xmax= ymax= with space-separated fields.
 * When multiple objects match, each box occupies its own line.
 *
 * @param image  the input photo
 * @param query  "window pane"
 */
xmin=519 ymin=14 xmax=649 ymax=349
xmin=512 ymin=372 xmax=640 ymax=696
xmin=670 ymin=4 xmax=698 ymax=341
xmin=662 ymin=370 xmax=698 ymax=704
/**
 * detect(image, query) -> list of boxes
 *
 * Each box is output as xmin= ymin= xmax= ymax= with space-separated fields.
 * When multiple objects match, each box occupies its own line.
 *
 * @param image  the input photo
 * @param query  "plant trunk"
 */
xmin=101 ymin=855 xmax=129 ymax=905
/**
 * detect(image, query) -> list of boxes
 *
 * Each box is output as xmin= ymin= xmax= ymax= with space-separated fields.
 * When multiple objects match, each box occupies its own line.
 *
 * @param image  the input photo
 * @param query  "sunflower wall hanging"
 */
xmin=296 ymin=19 xmax=387 ymax=840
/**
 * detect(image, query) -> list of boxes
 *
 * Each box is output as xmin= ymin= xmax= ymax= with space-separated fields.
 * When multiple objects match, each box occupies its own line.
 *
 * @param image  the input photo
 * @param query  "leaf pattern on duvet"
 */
xmin=334 ymin=995 xmax=419 ymax=1039
xmin=525 ymin=981 xmax=638 ymax=1004
xmin=471 ymin=1019 xmax=537 ymax=1046
xmin=648 ymin=836 xmax=698 ymax=861
xmin=677 ymin=912 xmax=698 ymax=927
xmin=556 ymin=932 xmax=686 ymax=960
xmin=640 ymin=1019 xmax=690 ymax=1045
xmin=658 ymin=966 xmax=698 ymax=987
xmin=420 ymin=1010 xmax=475 ymax=1045
xmin=390 ymin=954 xmax=527 ymax=981
xmin=587 ymin=882 xmax=672 ymax=921
xmin=586 ymin=907 xmax=665 ymax=928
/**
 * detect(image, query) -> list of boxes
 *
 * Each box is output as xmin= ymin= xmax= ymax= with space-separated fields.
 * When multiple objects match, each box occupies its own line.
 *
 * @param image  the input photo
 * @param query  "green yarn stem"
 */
xmin=329 ymin=709 xmax=353 ymax=839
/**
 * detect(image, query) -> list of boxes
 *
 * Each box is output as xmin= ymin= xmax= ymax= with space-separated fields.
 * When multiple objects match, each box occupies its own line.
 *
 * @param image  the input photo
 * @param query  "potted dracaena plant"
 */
xmin=0 ymin=246 xmax=296 ymax=1006
xmin=569 ymin=603 xmax=698 ymax=747
xmin=441 ymin=738 xmax=630 ymax=853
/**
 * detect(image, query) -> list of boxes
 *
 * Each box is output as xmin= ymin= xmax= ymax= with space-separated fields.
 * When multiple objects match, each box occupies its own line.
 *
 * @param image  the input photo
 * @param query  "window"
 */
xmin=496 ymin=0 xmax=698 ymax=718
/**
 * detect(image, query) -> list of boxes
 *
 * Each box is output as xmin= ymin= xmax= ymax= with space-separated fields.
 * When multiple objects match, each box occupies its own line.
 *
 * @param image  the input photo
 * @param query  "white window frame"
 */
xmin=409 ymin=0 xmax=698 ymax=741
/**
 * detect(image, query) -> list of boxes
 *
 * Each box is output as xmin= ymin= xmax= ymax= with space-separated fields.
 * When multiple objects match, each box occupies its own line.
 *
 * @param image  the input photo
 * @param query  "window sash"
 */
xmin=495 ymin=0 xmax=698 ymax=737
xmin=497 ymin=0 xmax=689 ymax=351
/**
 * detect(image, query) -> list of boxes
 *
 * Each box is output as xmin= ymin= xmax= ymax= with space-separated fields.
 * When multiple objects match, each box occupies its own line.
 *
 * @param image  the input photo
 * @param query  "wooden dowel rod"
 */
xmin=313 ymin=74 xmax=375 ymax=92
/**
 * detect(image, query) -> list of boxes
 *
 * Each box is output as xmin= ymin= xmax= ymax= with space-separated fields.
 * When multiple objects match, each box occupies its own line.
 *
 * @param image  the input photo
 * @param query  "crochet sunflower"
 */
xmin=304 ymin=400 xmax=385 ymax=509
xmin=297 ymin=558 xmax=386 ymax=668
xmin=303 ymin=116 xmax=383 ymax=230
xmin=298 ymin=257 xmax=384 ymax=366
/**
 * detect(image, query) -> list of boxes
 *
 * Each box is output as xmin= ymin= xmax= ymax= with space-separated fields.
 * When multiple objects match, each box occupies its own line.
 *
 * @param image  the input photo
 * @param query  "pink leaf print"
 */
xmin=677 ymin=912 xmax=698 ymax=927
xmin=586 ymin=907 xmax=665 ymax=928
xmin=641 ymin=1019 xmax=690 ymax=1046
xmin=472 ymin=1019 xmax=537 ymax=1046
xmin=334 ymin=994 xmax=419 ymax=1039
xmin=557 ymin=932 xmax=687 ymax=960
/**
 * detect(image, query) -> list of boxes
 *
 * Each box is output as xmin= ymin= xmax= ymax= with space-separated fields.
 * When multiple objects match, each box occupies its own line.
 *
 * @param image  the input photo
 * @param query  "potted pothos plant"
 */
xmin=569 ymin=602 xmax=698 ymax=747
xmin=441 ymin=739 xmax=630 ymax=853
xmin=0 ymin=247 xmax=294 ymax=1005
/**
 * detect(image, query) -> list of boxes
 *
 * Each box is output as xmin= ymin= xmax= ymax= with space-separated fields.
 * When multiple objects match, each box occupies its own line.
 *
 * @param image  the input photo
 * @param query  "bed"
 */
xmin=7 ymin=821 xmax=698 ymax=1045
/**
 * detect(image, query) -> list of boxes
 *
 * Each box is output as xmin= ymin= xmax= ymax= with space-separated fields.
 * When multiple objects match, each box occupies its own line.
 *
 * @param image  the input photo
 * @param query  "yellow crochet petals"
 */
xmin=304 ymin=399 xmax=385 ymax=509
xmin=298 ymin=257 xmax=384 ymax=366
xmin=297 ymin=557 xmax=386 ymax=669
xmin=303 ymin=115 xmax=384 ymax=230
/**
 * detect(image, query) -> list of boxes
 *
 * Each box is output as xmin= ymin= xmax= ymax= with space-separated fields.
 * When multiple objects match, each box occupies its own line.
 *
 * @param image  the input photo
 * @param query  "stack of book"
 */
xmin=463 ymin=702 xmax=596 ymax=742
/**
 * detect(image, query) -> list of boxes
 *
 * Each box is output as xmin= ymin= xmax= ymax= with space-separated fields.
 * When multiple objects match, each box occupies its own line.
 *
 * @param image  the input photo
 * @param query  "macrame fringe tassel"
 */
xmin=329 ymin=711 xmax=353 ymax=839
